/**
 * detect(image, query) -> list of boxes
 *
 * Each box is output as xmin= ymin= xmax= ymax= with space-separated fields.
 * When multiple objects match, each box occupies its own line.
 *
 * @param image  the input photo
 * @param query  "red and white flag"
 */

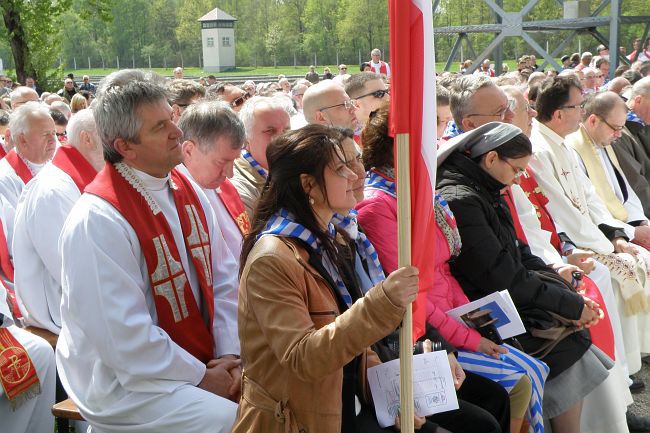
xmin=388 ymin=0 xmax=437 ymax=341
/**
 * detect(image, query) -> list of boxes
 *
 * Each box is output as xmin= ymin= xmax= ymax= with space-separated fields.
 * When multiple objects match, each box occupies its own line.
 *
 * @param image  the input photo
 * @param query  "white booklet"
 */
xmin=367 ymin=351 xmax=459 ymax=427
xmin=446 ymin=290 xmax=526 ymax=340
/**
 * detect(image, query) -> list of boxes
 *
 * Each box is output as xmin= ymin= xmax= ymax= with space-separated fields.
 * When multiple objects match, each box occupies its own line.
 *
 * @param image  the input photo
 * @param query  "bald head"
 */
xmin=10 ymin=87 xmax=39 ymax=110
xmin=607 ymin=77 xmax=631 ymax=95
xmin=303 ymin=80 xmax=358 ymax=129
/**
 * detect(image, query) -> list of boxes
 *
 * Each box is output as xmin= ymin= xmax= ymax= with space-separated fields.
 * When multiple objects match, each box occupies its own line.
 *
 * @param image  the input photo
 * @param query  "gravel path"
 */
xmin=629 ymin=357 xmax=650 ymax=419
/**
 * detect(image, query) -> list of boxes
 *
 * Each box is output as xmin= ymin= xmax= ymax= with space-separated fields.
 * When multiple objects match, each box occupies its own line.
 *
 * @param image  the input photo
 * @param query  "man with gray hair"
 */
xmin=9 ymin=86 xmax=39 ymax=110
xmin=369 ymin=48 xmax=391 ymax=79
xmin=179 ymin=100 xmax=249 ymax=261
xmin=14 ymin=108 xmax=102 ymax=337
xmin=290 ymin=82 xmax=309 ymax=129
xmin=611 ymin=77 xmax=650 ymax=217
xmin=0 ymin=102 xmax=56 ymax=257
xmin=231 ymin=95 xmax=290 ymax=219
xmin=56 ymin=70 xmax=240 ymax=433
xmin=445 ymin=74 xmax=515 ymax=137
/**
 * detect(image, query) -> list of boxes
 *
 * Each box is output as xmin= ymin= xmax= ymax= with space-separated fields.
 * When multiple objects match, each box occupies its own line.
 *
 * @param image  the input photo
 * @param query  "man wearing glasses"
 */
xmin=167 ymin=79 xmax=206 ymax=123
xmin=303 ymin=80 xmax=359 ymax=131
xmin=445 ymin=75 xmax=515 ymax=138
xmin=332 ymin=64 xmax=350 ymax=85
xmin=568 ymin=92 xmax=650 ymax=237
xmin=369 ymin=48 xmax=391 ymax=80
xmin=529 ymin=77 xmax=650 ymax=398
xmin=207 ymin=82 xmax=250 ymax=113
xmin=344 ymin=72 xmax=389 ymax=132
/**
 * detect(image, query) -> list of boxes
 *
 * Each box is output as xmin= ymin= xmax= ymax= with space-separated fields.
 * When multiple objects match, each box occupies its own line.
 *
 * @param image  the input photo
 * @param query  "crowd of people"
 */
xmin=0 ymin=41 xmax=650 ymax=433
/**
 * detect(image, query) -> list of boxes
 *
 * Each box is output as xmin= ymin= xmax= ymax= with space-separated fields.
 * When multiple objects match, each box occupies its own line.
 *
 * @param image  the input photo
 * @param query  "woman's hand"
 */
xmin=383 ymin=266 xmax=419 ymax=308
xmin=477 ymin=337 xmax=508 ymax=359
xmin=447 ymin=353 xmax=466 ymax=390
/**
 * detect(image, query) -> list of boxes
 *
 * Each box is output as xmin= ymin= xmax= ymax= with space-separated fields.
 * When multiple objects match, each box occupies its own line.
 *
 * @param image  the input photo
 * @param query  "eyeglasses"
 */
xmin=597 ymin=115 xmax=625 ymax=132
xmin=356 ymin=89 xmax=390 ymax=100
xmin=319 ymin=99 xmax=357 ymax=112
xmin=56 ymin=132 xmax=67 ymax=138
xmin=501 ymin=157 xmax=528 ymax=178
xmin=560 ymin=101 xmax=586 ymax=110
xmin=466 ymin=98 xmax=515 ymax=119
xmin=230 ymin=93 xmax=251 ymax=109
xmin=339 ymin=67 xmax=347 ymax=71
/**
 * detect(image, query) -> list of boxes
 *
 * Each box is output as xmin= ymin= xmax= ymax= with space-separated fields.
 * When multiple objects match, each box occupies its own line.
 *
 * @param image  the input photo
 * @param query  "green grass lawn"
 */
xmin=60 ymin=60 xmax=539 ymax=79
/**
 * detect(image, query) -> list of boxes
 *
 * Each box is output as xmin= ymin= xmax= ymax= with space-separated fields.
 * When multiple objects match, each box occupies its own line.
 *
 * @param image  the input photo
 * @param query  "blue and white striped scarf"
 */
xmin=442 ymin=120 xmax=463 ymax=140
xmin=364 ymin=170 xmax=396 ymax=198
xmin=331 ymin=209 xmax=385 ymax=288
xmin=627 ymin=110 xmax=646 ymax=126
xmin=259 ymin=209 xmax=353 ymax=307
xmin=457 ymin=344 xmax=549 ymax=433
xmin=241 ymin=149 xmax=268 ymax=178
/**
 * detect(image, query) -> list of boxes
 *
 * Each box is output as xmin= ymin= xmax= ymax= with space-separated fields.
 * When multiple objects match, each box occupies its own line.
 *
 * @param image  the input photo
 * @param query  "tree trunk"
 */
xmin=0 ymin=0 xmax=35 ymax=83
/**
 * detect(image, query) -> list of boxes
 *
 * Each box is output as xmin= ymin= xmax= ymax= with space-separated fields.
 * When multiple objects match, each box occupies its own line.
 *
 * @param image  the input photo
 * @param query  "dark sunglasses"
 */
xmin=356 ymin=89 xmax=390 ymax=100
xmin=230 ymin=93 xmax=251 ymax=109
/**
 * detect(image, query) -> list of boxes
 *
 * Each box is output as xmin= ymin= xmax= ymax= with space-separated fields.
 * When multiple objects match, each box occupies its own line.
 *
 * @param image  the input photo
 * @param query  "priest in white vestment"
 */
xmin=0 ymin=282 xmax=56 ymax=433
xmin=529 ymin=76 xmax=650 ymax=377
xmin=56 ymin=71 xmax=240 ymax=433
xmin=14 ymin=109 xmax=103 ymax=334
xmin=0 ymin=102 xmax=56 ymax=260
xmin=178 ymin=100 xmax=250 ymax=262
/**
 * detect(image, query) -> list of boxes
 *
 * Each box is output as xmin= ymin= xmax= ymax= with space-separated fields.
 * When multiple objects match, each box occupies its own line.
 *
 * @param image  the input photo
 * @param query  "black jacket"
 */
xmin=612 ymin=121 xmax=650 ymax=218
xmin=437 ymin=152 xmax=590 ymax=375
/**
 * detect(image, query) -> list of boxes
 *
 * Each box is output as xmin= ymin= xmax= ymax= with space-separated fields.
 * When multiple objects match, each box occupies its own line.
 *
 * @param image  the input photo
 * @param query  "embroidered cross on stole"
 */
xmin=86 ymin=163 xmax=215 ymax=362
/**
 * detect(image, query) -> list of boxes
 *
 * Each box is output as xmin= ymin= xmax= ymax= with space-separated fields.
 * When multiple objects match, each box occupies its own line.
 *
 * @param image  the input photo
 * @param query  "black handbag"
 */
xmin=527 ymin=270 xmax=582 ymax=358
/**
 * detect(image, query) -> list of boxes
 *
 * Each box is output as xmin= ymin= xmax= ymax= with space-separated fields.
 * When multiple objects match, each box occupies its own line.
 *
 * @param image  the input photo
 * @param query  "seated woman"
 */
xmin=335 ymin=128 xmax=511 ymax=433
xmin=233 ymin=125 xmax=420 ymax=433
xmin=356 ymin=106 xmax=544 ymax=433
xmin=435 ymin=121 xmax=611 ymax=433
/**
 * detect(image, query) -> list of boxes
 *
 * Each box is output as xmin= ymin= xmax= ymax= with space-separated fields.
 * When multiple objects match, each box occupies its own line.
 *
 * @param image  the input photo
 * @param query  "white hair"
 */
xmin=238 ymin=95 xmax=292 ymax=138
xmin=631 ymin=76 xmax=650 ymax=99
xmin=9 ymin=101 xmax=52 ymax=142
xmin=66 ymin=108 xmax=96 ymax=149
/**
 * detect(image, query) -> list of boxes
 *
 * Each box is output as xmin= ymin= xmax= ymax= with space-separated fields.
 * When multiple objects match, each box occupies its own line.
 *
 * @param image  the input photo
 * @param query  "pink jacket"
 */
xmin=356 ymin=189 xmax=481 ymax=351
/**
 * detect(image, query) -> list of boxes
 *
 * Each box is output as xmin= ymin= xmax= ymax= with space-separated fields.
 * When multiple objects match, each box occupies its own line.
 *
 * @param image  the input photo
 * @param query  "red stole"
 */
xmin=51 ymin=145 xmax=98 ymax=192
xmin=0 ymin=150 xmax=32 ymax=319
xmin=503 ymin=187 xmax=528 ymax=244
xmin=371 ymin=61 xmax=389 ymax=75
xmin=0 ymin=146 xmax=6 ymax=159
xmin=4 ymin=150 xmax=33 ymax=185
xmin=216 ymin=179 xmax=250 ymax=236
xmin=518 ymin=169 xmax=562 ymax=251
xmin=0 ymin=327 xmax=40 ymax=406
xmin=86 ymin=164 xmax=215 ymax=362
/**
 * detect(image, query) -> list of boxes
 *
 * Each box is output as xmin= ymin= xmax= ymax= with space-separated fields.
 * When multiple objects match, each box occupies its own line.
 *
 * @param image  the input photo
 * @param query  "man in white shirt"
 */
xmin=179 ymin=100 xmax=249 ymax=262
xmin=0 ymin=102 xmax=56 ymax=277
xmin=369 ymin=48 xmax=391 ymax=79
xmin=14 ymin=109 xmax=103 ymax=334
xmin=56 ymin=70 xmax=240 ymax=433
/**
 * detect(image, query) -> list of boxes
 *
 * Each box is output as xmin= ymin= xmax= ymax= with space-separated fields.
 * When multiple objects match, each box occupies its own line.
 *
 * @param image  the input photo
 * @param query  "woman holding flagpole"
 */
xmin=436 ymin=122 xmax=611 ymax=433
xmin=232 ymin=125 xmax=421 ymax=433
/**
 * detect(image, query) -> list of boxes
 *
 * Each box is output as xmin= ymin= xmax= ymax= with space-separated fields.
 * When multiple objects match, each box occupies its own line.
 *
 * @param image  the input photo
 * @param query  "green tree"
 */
xmin=0 ymin=0 xmax=72 ymax=87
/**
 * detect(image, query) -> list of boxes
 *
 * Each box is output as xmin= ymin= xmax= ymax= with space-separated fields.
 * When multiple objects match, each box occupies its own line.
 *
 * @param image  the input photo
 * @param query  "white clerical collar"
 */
xmin=17 ymin=152 xmax=47 ymax=176
xmin=130 ymin=166 xmax=171 ymax=192
xmin=534 ymin=119 xmax=565 ymax=146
